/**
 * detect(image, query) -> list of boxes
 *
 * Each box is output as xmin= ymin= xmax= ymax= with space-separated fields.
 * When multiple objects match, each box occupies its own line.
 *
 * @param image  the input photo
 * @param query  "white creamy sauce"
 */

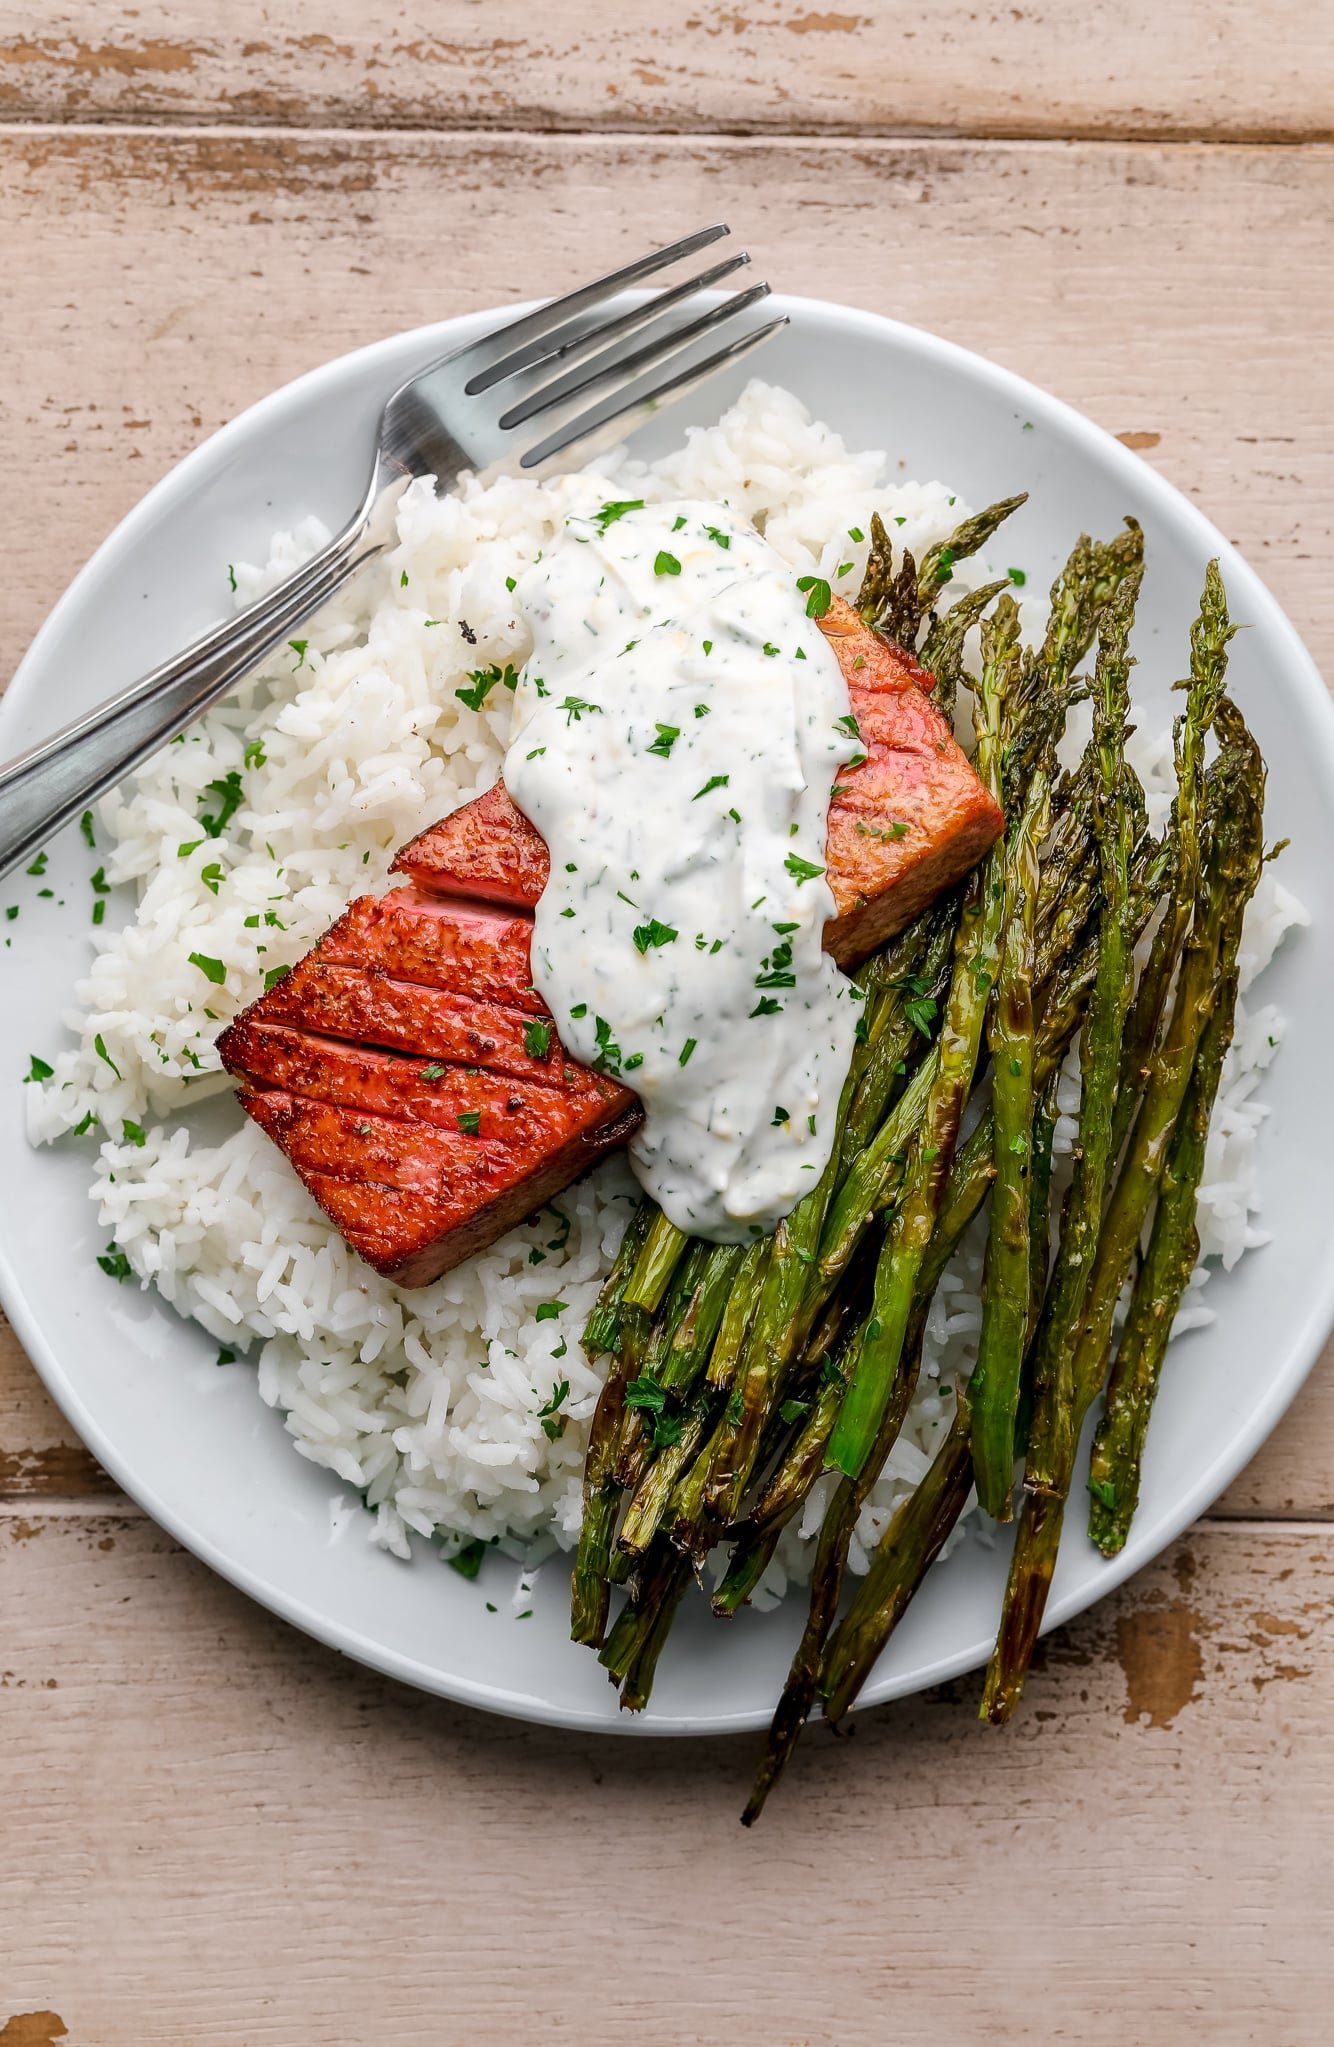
xmin=504 ymin=500 xmax=861 ymax=1242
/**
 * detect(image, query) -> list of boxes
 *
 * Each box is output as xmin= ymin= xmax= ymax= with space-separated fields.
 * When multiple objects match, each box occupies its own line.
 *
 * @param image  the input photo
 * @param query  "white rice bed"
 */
xmin=27 ymin=381 xmax=1307 ymax=1596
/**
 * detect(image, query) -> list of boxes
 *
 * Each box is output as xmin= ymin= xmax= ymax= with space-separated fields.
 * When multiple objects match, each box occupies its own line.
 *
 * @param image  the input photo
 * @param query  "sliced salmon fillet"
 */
xmin=394 ymin=596 xmax=1002 ymax=966
xmin=219 ymin=598 xmax=1001 ymax=1286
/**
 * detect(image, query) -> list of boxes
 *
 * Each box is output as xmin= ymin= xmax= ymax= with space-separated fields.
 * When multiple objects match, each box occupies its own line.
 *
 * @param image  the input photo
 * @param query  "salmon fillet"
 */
xmin=394 ymin=597 xmax=1001 ymax=967
xmin=219 ymin=599 xmax=1001 ymax=1286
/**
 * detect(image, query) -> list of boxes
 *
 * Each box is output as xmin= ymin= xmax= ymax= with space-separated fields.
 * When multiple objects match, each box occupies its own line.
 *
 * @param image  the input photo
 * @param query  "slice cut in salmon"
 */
xmin=219 ymin=598 xmax=1001 ymax=1286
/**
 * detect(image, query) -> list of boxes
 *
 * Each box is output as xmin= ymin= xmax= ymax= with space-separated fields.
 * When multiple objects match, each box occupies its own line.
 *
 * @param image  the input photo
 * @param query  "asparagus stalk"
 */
xmin=743 ymin=1314 xmax=929 ymax=1824
xmin=968 ymin=764 xmax=1052 ymax=1518
xmin=1109 ymin=560 xmax=1234 ymax=1157
xmin=857 ymin=498 xmax=1027 ymax=651
xmin=821 ymin=1391 xmax=974 ymax=1726
xmin=825 ymin=597 xmax=1017 ymax=1480
xmin=1088 ymin=701 xmax=1264 ymax=1553
xmin=571 ymin=1201 xmax=654 ymax=1644
xmin=982 ymin=693 xmax=1262 ymax=1723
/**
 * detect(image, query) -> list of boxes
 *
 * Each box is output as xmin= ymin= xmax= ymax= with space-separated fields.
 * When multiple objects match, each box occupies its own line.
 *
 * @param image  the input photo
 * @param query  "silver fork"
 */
xmin=0 ymin=224 xmax=784 ymax=879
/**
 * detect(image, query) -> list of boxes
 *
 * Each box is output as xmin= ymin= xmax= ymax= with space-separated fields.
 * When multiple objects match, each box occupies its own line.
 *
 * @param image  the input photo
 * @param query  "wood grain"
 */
xmin=4 ymin=1506 xmax=1334 ymax=2044
xmin=1 ymin=2 xmax=1331 ymax=142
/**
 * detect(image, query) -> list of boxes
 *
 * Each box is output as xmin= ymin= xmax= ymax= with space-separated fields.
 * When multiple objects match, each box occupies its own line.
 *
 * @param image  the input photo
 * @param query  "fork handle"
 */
xmin=0 ymin=522 xmax=382 ymax=880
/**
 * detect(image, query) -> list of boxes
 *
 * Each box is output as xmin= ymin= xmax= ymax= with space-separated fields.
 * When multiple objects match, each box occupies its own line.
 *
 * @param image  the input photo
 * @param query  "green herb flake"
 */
xmin=80 ymin=810 xmax=96 ymax=848
xmin=188 ymin=952 xmax=226 ymax=987
xmin=678 ymin=1038 xmax=697 ymax=1067
xmin=625 ymin=1375 xmax=666 ymax=1414
xmin=795 ymin=574 xmax=832 ymax=619
xmin=592 ymin=499 xmax=644 ymax=535
xmin=122 ymin=1119 xmax=147 ymax=1148
xmin=705 ymin=524 xmax=731 ymax=549
xmin=523 ymin=1018 xmax=552 ymax=1060
xmin=456 ymin=1109 xmax=482 ymax=1136
xmin=771 ymin=1105 xmax=790 ymax=1125
xmin=24 ymin=1054 xmax=54 ymax=1084
xmin=646 ymin=723 xmax=680 ymax=759
xmin=692 ymin=774 xmax=729 ymax=802
xmin=94 ymin=1033 xmax=122 ymax=1079
xmin=784 ymin=851 xmax=825 ymax=884
xmin=263 ymin=965 xmax=291 ymax=992
xmin=632 ymin=918 xmax=678 ymax=955
xmin=288 ymin=638 xmax=310 ymax=668
xmin=848 ymin=526 xmax=865 ymax=543
xmin=1007 ymin=566 xmax=1027 ymax=587
xmin=448 ymin=1537 xmax=488 ymax=1580
xmin=779 ymin=1397 xmax=810 ymax=1426
xmin=535 ymin=1300 xmax=567 ymax=1323
xmin=653 ymin=550 xmax=682 ymax=577
xmin=97 ymin=1243 xmax=133 ymax=1283
xmin=25 ymin=851 xmax=47 ymax=877
xmin=243 ymin=739 xmax=266 ymax=770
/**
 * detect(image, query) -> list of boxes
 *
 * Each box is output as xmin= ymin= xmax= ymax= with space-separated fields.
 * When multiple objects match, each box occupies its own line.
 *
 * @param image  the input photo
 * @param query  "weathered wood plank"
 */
xmin=0 ymin=127 xmax=1330 ymax=1517
xmin=0 ymin=3 xmax=1331 ymax=142
xmin=3 ymin=1510 xmax=1333 ymax=2043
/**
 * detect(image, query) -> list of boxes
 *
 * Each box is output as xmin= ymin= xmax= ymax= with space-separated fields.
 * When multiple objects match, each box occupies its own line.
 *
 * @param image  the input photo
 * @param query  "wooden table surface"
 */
xmin=4 ymin=10 xmax=1333 ymax=2043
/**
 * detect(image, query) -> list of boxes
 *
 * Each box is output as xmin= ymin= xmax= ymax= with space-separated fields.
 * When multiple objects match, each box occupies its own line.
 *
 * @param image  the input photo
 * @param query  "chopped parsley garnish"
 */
xmin=671 ymin=514 xmax=687 ymax=532
xmin=97 ymin=1243 xmax=133 ymax=1283
xmin=750 ymin=996 xmax=783 ymax=1017
xmin=400 ymin=569 xmax=409 ymax=587
xmin=692 ymin=774 xmax=729 ymax=801
xmin=527 ymin=747 xmax=546 ymax=760
xmin=694 ymin=703 xmax=711 ymax=718
xmin=243 ymin=739 xmax=266 ymax=770
xmin=704 ymin=524 xmax=731 ymax=548
xmin=90 ymin=865 xmax=111 ymax=895
xmin=200 ymin=862 xmax=223 ymax=896
xmin=72 ymin=1111 xmax=98 ymax=1136
xmin=559 ymin=696 xmax=601 ymax=723
xmin=455 ymin=662 xmax=519 ymax=712
xmin=188 ymin=952 xmax=226 ymax=986
xmin=420 ymin=1063 xmax=448 ymax=1081
xmin=456 ymin=1110 xmax=482 ymax=1136
xmin=198 ymin=770 xmax=245 ymax=838
xmin=26 ymin=851 xmax=47 ymax=876
xmin=678 ymin=1037 xmax=697 ymax=1067
xmin=934 ymin=546 xmax=956 ymax=586
xmin=837 ymin=713 xmax=862 ymax=741
xmin=122 ymin=1119 xmax=146 ymax=1147
xmin=535 ymin=1300 xmax=567 ymax=1322
xmin=625 ymin=1375 xmax=666 ymax=1413
xmin=592 ymin=498 xmax=644 ymax=534
xmin=263 ymin=965 xmax=291 ymax=991
xmin=646 ymin=723 xmax=680 ymax=759
xmin=227 ymin=563 xmax=238 ymax=593
xmin=523 ymin=1018 xmax=552 ymax=1059
xmin=592 ymin=1016 xmax=623 ymax=1074
xmin=837 ymin=561 xmax=854 ymax=578
xmin=893 ymin=972 xmax=938 ymax=1037
xmin=24 ymin=1054 xmax=53 ymax=1084
xmin=796 ymin=574 xmax=832 ymax=619
xmin=623 ymin=1052 xmax=644 ymax=1071
xmin=1008 ymin=566 xmax=1027 ymax=587
xmin=79 ymin=809 xmax=96 ymax=848
xmin=653 ymin=549 xmax=682 ymax=577
xmin=762 ymin=642 xmax=780 ymax=658
xmin=91 ymin=901 xmax=105 ymax=926
xmin=771 ymin=1105 xmax=790 ymax=1125
xmin=701 ymin=640 xmax=713 ymax=656
xmin=288 ymin=638 xmax=310 ymax=668
xmin=505 ymin=575 xmax=516 ymax=592
xmin=784 ymin=851 xmax=825 ymax=883
xmin=779 ymin=1397 xmax=810 ymax=1426
xmin=848 ymin=526 xmax=864 ymax=543
xmin=448 ymin=1537 xmax=488 ymax=1580
xmin=568 ymin=1003 xmax=588 ymax=1019
xmin=537 ymin=1379 xmax=570 ymax=1440
xmin=633 ymin=918 xmax=678 ymax=955
xmin=94 ymin=1033 xmax=121 ymax=1079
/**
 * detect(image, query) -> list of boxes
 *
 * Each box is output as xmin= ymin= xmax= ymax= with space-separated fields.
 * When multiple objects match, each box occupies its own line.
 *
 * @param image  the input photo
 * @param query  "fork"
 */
xmin=0 ymin=225 xmax=784 ymax=880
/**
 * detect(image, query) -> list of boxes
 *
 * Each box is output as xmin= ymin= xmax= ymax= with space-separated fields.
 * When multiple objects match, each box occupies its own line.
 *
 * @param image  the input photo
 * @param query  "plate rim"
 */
xmin=2 ymin=290 xmax=1332 ymax=1736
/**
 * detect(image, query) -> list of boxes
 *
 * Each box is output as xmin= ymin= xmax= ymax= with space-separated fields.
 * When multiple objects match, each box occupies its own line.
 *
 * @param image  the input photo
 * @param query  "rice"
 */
xmin=27 ymin=379 xmax=1306 ymax=1590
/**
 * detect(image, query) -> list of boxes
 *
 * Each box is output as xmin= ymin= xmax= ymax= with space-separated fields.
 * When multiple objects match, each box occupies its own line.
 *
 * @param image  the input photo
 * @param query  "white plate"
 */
xmin=2 ymin=296 xmax=1332 ymax=1736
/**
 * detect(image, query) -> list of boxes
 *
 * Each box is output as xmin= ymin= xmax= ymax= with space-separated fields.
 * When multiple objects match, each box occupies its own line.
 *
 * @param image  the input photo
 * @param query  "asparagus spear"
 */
xmin=1088 ymin=700 xmax=1264 ymax=1553
xmin=1109 ymin=560 xmax=1234 ymax=1157
xmin=857 ymin=498 xmax=1027 ymax=650
xmin=981 ymin=693 xmax=1262 ymax=1723
xmin=825 ymin=597 xmax=1017 ymax=1480
xmin=571 ymin=1201 xmax=654 ymax=1644
xmin=968 ymin=764 xmax=1052 ymax=1518
xmin=821 ymin=1391 xmax=975 ymax=1726
xmin=743 ymin=1315 xmax=929 ymax=1823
